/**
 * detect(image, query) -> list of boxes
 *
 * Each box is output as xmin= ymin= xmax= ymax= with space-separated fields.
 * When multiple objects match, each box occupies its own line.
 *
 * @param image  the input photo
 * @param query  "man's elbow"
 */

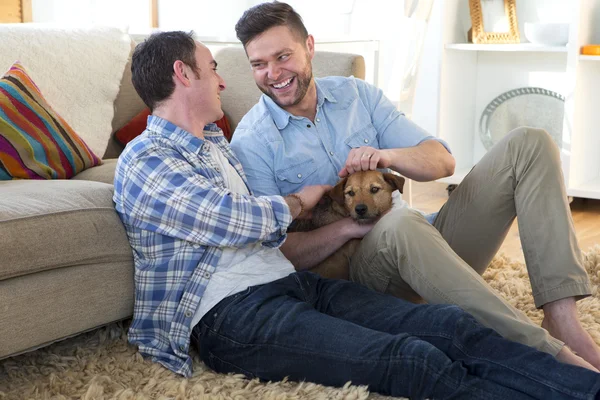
xmin=441 ymin=154 xmax=455 ymax=178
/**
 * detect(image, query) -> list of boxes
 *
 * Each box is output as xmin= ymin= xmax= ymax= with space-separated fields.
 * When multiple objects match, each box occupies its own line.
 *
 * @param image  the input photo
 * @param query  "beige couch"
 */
xmin=0 ymin=30 xmax=365 ymax=360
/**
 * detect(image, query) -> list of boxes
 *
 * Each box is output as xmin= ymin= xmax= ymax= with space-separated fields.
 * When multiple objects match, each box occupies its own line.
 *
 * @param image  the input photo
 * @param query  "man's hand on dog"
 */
xmin=339 ymin=146 xmax=392 ymax=178
xmin=287 ymin=185 xmax=333 ymax=219
xmin=345 ymin=217 xmax=377 ymax=239
xmin=345 ymin=207 xmax=392 ymax=239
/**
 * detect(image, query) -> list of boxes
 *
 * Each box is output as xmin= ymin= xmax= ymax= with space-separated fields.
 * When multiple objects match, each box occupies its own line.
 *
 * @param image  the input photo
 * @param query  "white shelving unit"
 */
xmin=445 ymin=43 xmax=568 ymax=52
xmin=432 ymin=0 xmax=600 ymax=200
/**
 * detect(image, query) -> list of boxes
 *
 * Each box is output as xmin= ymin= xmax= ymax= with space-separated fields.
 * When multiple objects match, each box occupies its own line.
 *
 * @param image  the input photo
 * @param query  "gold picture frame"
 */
xmin=468 ymin=0 xmax=520 ymax=44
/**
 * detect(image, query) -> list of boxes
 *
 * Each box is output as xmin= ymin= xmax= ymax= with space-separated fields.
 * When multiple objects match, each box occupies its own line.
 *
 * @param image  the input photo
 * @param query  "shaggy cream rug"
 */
xmin=2 ymin=247 xmax=600 ymax=400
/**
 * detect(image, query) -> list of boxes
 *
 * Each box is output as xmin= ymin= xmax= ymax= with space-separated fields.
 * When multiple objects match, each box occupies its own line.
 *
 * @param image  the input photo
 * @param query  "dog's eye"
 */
xmin=371 ymin=187 xmax=380 ymax=194
xmin=346 ymin=190 xmax=355 ymax=197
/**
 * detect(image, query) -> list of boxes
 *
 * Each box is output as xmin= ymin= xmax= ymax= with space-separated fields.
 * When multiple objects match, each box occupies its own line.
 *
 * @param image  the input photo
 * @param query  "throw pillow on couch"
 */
xmin=0 ymin=61 xmax=102 ymax=180
xmin=115 ymin=108 xmax=233 ymax=146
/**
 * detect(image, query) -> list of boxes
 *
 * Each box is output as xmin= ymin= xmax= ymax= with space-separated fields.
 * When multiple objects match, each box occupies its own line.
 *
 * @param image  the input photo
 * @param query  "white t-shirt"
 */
xmin=192 ymin=141 xmax=295 ymax=327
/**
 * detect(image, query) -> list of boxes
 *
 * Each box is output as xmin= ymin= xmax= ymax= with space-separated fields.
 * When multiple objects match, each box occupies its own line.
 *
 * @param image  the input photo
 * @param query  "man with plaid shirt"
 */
xmin=112 ymin=31 xmax=600 ymax=399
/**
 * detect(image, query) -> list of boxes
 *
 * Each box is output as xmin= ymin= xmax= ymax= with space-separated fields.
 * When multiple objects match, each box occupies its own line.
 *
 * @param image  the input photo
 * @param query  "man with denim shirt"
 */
xmin=230 ymin=1 xmax=600 ymax=372
xmin=113 ymin=30 xmax=600 ymax=399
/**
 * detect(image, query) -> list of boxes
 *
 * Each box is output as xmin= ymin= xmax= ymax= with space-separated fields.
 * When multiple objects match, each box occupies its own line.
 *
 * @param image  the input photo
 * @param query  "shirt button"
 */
xmin=329 ymin=151 xmax=334 ymax=156
xmin=306 ymin=124 xmax=311 ymax=128
xmin=297 ymin=173 xmax=302 ymax=178
xmin=185 ymin=310 xmax=192 ymax=318
xmin=204 ymin=272 xmax=211 ymax=279
xmin=180 ymin=345 xmax=185 ymax=351
xmin=215 ymin=167 xmax=220 ymax=172
xmin=364 ymin=139 xmax=369 ymax=143
xmin=316 ymin=118 xmax=321 ymax=122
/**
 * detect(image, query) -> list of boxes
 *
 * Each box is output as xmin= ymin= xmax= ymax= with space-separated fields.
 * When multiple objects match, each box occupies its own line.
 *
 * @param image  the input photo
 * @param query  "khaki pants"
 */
xmin=349 ymin=127 xmax=591 ymax=356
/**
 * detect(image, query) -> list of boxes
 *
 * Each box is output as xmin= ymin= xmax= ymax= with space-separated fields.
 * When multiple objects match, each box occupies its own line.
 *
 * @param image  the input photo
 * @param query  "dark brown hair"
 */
xmin=235 ymin=1 xmax=308 ymax=48
xmin=131 ymin=31 xmax=199 ymax=111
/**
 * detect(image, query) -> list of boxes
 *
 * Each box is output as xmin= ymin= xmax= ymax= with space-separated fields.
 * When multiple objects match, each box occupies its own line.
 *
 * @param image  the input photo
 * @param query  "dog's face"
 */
xmin=328 ymin=170 xmax=405 ymax=223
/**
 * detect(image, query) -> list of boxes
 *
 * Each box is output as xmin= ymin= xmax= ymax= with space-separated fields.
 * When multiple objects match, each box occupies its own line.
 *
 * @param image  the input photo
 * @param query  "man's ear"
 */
xmin=328 ymin=177 xmax=347 ymax=205
xmin=306 ymin=34 xmax=315 ymax=60
xmin=173 ymin=60 xmax=190 ymax=86
xmin=383 ymin=172 xmax=405 ymax=194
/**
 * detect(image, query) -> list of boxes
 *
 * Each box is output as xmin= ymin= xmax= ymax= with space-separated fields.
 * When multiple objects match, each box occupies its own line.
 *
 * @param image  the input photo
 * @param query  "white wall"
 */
xmin=31 ymin=0 xmax=150 ymax=32
xmin=30 ymin=0 xmax=440 ymax=134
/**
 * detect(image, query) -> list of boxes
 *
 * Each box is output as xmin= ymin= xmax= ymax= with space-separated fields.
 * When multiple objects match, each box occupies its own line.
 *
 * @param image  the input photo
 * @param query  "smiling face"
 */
xmin=245 ymin=25 xmax=315 ymax=113
xmin=188 ymin=42 xmax=226 ymax=123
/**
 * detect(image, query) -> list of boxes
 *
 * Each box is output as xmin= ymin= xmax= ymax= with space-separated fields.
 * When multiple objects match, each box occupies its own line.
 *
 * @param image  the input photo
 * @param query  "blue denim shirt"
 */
xmin=230 ymin=76 xmax=451 ymax=223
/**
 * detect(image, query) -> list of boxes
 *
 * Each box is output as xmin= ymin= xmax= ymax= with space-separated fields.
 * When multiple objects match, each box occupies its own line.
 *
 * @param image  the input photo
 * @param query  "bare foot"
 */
xmin=555 ymin=346 xmax=599 ymax=372
xmin=542 ymin=297 xmax=600 ymax=370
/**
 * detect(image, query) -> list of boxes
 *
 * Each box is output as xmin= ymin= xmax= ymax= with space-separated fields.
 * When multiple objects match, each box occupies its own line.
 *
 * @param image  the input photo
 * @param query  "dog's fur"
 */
xmin=289 ymin=170 xmax=405 ymax=280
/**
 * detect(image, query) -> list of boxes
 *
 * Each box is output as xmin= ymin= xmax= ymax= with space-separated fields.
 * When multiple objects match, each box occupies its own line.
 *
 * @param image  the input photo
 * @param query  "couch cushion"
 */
xmin=0 ymin=62 xmax=102 ymax=180
xmin=72 ymin=158 xmax=117 ymax=185
xmin=105 ymin=45 xmax=147 ymax=160
xmin=0 ymin=259 xmax=133 ymax=358
xmin=0 ymin=179 xmax=132 ymax=281
xmin=0 ymin=25 xmax=132 ymax=158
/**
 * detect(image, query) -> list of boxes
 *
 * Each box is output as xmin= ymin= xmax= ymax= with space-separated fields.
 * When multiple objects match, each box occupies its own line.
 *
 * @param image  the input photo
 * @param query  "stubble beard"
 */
xmin=260 ymin=62 xmax=313 ymax=109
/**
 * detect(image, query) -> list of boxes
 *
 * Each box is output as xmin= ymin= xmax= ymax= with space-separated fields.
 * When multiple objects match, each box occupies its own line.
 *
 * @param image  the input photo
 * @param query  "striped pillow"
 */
xmin=0 ymin=62 xmax=101 ymax=180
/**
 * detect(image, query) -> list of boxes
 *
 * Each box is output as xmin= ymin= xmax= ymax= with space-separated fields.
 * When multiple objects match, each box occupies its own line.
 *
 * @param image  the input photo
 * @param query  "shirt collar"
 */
xmin=146 ymin=115 xmax=222 ymax=152
xmin=262 ymin=79 xmax=338 ymax=130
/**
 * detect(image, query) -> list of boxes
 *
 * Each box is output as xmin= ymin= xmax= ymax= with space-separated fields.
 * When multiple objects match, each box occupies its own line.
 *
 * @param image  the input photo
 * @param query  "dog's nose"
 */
xmin=355 ymin=204 xmax=368 ymax=216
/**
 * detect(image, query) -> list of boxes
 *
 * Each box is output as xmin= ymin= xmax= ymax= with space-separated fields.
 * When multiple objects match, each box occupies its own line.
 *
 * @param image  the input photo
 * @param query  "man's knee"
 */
xmin=506 ymin=127 xmax=559 ymax=155
xmin=500 ymin=127 xmax=562 ymax=174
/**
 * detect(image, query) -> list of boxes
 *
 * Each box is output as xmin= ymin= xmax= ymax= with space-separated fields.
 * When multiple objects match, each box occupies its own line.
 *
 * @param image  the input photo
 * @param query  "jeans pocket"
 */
xmin=207 ymin=351 xmax=256 ymax=379
xmin=368 ymin=268 xmax=391 ymax=293
xmin=209 ymin=287 xmax=253 ymax=333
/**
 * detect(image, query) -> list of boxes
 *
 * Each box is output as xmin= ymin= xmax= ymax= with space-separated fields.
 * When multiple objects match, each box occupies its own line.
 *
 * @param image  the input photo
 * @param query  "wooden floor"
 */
xmin=410 ymin=181 xmax=600 ymax=263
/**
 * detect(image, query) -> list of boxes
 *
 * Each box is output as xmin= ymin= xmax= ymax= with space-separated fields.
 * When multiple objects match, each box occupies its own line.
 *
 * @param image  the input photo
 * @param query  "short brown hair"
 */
xmin=235 ymin=1 xmax=308 ymax=48
xmin=131 ymin=31 xmax=199 ymax=111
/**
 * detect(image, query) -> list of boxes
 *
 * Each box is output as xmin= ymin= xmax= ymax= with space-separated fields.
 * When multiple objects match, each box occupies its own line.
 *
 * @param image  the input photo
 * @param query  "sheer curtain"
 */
xmin=395 ymin=0 xmax=434 ymax=120
xmin=396 ymin=0 xmax=434 ymax=205
xmin=349 ymin=0 xmax=434 ymax=205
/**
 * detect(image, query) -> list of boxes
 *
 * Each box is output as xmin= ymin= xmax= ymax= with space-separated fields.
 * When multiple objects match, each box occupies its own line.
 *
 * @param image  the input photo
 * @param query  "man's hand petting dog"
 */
xmin=285 ymin=184 xmax=333 ymax=220
xmin=288 ymin=170 xmax=404 ymax=280
xmin=339 ymin=146 xmax=392 ymax=178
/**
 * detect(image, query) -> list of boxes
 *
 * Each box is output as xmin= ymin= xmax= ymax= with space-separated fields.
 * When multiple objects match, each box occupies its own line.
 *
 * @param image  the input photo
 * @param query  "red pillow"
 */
xmin=115 ymin=108 xmax=151 ymax=146
xmin=115 ymin=108 xmax=233 ymax=146
xmin=217 ymin=113 xmax=232 ymax=142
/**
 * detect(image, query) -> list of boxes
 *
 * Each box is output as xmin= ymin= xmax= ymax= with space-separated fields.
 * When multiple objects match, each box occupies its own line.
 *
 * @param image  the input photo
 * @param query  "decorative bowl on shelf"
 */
xmin=524 ymin=22 xmax=569 ymax=46
xmin=582 ymin=44 xmax=600 ymax=55
xmin=479 ymin=87 xmax=565 ymax=151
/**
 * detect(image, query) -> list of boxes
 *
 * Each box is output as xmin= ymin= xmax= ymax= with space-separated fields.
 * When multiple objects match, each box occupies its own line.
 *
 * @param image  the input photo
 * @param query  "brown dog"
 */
xmin=289 ymin=170 xmax=405 ymax=280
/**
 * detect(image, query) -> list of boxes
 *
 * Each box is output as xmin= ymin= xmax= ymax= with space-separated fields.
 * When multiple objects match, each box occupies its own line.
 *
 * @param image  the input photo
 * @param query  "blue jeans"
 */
xmin=191 ymin=271 xmax=600 ymax=399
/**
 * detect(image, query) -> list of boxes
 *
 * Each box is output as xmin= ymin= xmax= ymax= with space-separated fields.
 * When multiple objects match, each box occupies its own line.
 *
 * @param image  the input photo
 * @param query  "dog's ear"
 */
xmin=383 ymin=173 xmax=405 ymax=193
xmin=328 ymin=177 xmax=348 ymax=205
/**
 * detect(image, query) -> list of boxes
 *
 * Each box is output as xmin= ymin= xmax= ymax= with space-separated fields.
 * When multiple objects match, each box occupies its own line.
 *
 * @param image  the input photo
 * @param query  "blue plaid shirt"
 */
xmin=113 ymin=115 xmax=293 ymax=377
